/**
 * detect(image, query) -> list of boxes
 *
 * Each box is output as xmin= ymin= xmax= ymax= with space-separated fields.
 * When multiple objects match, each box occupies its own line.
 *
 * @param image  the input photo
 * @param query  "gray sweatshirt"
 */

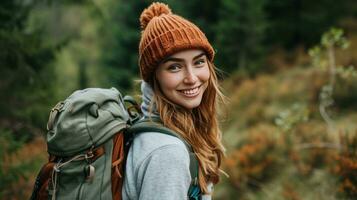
xmin=122 ymin=82 xmax=212 ymax=200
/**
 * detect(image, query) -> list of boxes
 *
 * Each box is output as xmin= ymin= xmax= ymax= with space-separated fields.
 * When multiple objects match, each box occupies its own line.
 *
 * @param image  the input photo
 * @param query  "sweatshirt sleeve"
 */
xmin=136 ymin=144 xmax=191 ymax=200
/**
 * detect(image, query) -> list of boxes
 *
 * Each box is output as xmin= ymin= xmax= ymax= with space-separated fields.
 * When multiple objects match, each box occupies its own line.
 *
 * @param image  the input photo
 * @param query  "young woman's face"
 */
xmin=156 ymin=49 xmax=210 ymax=109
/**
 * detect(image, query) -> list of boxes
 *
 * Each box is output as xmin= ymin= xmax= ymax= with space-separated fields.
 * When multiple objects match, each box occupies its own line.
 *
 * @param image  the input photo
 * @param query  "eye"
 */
xmin=194 ymin=59 xmax=206 ymax=66
xmin=167 ymin=63 xmax=181 ymax=72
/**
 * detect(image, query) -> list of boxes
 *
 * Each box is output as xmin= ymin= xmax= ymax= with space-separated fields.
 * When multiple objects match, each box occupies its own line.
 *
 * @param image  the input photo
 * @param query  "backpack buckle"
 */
xmin=47 ymin=101 xmax=65 ymax=131
xmin=85 ymin=151 xmax=94 ymax=160
xmin=124 ymin=95 xmax=142 ymax=124
xmin=85 ymin=147 xmax=95 ymax=161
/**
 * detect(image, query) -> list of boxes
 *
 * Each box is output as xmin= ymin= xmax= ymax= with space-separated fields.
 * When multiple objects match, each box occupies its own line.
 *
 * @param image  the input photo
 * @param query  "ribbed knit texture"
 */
xmin=139 ymin=2 xmax=215 ymax=83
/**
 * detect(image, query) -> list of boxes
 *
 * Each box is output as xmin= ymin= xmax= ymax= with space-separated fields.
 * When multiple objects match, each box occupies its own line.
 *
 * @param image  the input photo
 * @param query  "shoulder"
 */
xmin=134 ymin=131 xmax=186 ymax=147
xmin=123 ymin=132 xmax=192 ymax=199
xmin=129 ymin=132 xmax=190 ymax=167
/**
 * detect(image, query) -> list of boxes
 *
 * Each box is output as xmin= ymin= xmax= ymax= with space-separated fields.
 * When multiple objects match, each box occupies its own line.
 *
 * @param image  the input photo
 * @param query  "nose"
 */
xmin=183 ymin=67 xmax=198 ymax=84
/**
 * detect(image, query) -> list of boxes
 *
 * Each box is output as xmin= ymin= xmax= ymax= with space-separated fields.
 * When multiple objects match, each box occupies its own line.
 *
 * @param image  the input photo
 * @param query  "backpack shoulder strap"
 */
xmin=126 ymin=118 xmax=200 ymax=198
xmin=128 ymin=118 xmax=192 ymax=150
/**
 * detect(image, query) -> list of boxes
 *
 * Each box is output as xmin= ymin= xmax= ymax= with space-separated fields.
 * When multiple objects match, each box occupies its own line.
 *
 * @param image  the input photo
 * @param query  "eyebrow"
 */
xmin=161 ymin=52 xmax=206 ymax=64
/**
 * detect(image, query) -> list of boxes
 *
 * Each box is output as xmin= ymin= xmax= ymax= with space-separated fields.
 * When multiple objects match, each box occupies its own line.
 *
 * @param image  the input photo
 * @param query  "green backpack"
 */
xmin=29 ymin=87 xmax=201 ymax=200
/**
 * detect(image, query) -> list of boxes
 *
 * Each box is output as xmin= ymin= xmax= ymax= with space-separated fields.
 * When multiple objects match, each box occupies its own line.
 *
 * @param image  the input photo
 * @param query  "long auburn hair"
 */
xmin=149 ymin=60 xmax=226 ymax=194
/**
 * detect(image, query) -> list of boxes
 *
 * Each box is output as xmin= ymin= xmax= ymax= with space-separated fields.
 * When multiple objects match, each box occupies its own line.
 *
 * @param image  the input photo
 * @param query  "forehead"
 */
xmin=167 ymin=49 xmax=205 ymax=60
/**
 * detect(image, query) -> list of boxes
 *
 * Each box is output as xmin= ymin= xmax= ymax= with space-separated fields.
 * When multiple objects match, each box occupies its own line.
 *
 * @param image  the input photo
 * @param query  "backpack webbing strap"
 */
xmin=29 ymin=161 xmax=54 ymax=200
xmin=126 ymin=119 xmax=201 ymax=198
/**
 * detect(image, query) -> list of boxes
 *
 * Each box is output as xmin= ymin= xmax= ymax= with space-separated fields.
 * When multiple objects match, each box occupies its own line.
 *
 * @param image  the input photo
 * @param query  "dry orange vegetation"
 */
xmin=1 ymin=136 xmax=47 ymax=199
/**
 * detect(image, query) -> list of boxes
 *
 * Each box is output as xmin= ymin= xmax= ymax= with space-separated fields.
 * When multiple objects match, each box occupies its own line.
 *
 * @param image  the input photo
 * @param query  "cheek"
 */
xmin=199 ymin=66 xmax=211 ymax=82
xmin=199 ymin=67 xmax=211 ymax=93
xmin=156 ymin=71 xmax=181 ymax=91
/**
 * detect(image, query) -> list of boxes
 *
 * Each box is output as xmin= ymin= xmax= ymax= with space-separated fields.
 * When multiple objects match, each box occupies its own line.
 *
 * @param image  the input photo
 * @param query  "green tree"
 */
xmin=94 ymin=0 xmax=148 ymax=92
xmin=265 ymin=0 xmax=356 ymax=49
xmin=215 ymin=0 xmax=268 ymax=75
xmin=0 ymin=0 xmax=57 ymax=129
xmin=0 ymin=0 xmax=58 ymax=198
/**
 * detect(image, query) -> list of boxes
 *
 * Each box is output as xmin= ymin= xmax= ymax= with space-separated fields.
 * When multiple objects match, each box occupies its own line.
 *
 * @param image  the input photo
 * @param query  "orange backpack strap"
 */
xmin=29 ymin=155 xmax=55 ymax=200
xmin=111 ymin=131 xmax=125 ymax=200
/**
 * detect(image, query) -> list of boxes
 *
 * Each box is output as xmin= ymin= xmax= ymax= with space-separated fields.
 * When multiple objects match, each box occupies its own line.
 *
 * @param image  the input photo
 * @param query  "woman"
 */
xmin=123 ymin=2 xmax=226 ymax=200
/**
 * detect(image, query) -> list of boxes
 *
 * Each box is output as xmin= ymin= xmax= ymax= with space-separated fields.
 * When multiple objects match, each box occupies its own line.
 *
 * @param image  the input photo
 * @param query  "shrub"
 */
xmin=224 ymin=128 xmax=284 ymax=197
xmin=0 ymin=128 xmax=46 ymax=199
xmin=332 ymin=131 xmax=357 ymax=198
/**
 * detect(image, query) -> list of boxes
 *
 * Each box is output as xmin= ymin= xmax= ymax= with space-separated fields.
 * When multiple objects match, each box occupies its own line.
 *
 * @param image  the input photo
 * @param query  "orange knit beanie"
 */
xmin=138 ymin=2 xmax=215 ymax=82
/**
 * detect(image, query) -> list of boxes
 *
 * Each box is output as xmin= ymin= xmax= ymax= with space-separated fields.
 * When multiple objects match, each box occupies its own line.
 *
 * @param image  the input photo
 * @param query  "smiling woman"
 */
xmin=122 ymin=2 xmax=226 ymax=200
xmin=156 ymin=49 xmax=210 ymax=109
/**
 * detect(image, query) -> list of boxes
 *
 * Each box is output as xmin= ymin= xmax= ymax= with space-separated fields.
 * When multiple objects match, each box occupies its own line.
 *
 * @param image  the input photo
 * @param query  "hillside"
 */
xmin=215 ymin=52 xmax=357 ymax=199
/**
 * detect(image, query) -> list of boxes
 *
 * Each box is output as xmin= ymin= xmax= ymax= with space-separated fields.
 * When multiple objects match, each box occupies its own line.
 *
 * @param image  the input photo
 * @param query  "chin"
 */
xmin=180 ymin=99 xmax=202 ymax=109
xmin=182 ymin=104 xmax=199 ymax=109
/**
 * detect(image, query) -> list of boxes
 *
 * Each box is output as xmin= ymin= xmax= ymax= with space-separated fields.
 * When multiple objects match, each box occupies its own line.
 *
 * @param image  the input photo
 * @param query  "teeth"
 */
xmin=180 ymin=86 xmax=199 ymax=96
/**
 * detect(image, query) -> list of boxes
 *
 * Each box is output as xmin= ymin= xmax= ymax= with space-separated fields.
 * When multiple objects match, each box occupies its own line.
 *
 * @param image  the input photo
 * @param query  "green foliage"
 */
xmin=309 ymin=28 xmax=350 ymax=70
xmin=215 ymin=0 xmax=268 ymax=75
xmin=0 ymin=0 xmax=29 ymax=30
xmin=264 ymin=0 xmax=355 ymax=49
xmin=309 ymin=27 xmax=357 ymax=132
xmin=94 ymin=1 xmax=146 ymax=93
xmin=0 ymin=0 xmax=57 ymax=128
xmin=321 ymin=28 xmax=349 ymax=48
xmin=0 ymin=1 xmax=57 ymax=197
xmin=275 ymin=103 xmax=309 ymax=132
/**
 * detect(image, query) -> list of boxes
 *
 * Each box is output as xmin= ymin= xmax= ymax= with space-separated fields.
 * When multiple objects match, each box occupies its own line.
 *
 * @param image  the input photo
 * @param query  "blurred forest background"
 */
xmin=1 ymin=0 xmax=357 ymax=199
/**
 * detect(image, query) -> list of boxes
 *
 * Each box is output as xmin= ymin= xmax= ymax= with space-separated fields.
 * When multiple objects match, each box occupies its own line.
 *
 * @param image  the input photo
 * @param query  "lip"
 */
xmin=177 ymin=85 xmax=201 ymax=98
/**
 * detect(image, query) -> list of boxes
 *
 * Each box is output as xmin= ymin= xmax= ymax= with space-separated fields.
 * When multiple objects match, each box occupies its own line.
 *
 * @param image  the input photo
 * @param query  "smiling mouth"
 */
xmin=178 ymin=85 xmax=201 ymax=97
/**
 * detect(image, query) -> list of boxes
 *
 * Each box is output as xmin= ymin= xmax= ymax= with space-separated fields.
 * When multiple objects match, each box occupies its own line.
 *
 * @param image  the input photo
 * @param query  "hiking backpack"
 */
xmin=29 ymin=87 xmax=201 ymax=200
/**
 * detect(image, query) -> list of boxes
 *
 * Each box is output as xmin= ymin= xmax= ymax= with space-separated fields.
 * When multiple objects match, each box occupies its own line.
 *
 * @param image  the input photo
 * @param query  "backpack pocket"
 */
xmin=49 ymin=140 xmax=114 ymax=200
